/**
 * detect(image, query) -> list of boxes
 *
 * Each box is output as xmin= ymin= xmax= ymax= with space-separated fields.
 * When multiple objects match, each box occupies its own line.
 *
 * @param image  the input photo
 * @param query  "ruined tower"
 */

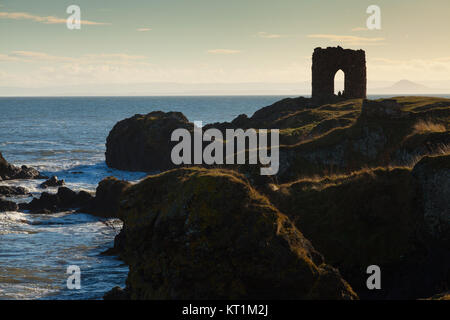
xmin=311 ymin=46 xmax=366 ymax=103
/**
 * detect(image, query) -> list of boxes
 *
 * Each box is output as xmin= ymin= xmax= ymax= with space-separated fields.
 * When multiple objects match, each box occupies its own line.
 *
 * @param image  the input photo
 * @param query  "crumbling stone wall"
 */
xmin=312 ymin=46 xmax=366 ymax=103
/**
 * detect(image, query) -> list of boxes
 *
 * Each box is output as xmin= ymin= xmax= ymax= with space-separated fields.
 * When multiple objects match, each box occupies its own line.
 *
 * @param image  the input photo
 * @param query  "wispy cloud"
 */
xmin=307 ymin=34 xmax=385 ymax=45
xmin=257 ymin=32 xmax=287 ymax=39
xmin=136 ymin=28 xmax=152 ymax=32
xmin=0 ymin=11 xmax=109 ymax=25
xmin=6 ymin=51 xmax=73 ymax=62
xmin=0 ymin=51 xmax=149 ymax=64
xmin=83 ymin=53 xmax=149 ymax=60
xmin=207 ymin=49 xmax=241 ymax=54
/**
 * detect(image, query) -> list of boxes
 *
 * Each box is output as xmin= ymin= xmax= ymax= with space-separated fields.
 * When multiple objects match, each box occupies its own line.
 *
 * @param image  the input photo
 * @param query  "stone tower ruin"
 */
xmin=311 ymin=46 xmax=366 ymax=103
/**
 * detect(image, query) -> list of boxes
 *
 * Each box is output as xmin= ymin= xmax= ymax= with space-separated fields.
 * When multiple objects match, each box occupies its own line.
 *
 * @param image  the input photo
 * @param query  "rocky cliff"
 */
xmin=102 ymin=95 xmax=449 ymax=300
xmin=108 ymin=167 xmax=357 ymax=300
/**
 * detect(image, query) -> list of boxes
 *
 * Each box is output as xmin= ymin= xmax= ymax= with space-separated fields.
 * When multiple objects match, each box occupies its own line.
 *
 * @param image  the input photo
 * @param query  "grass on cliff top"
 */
xmin=377 ymin=96 xmax=450 ymax=112
xmin=279 ymin=96 xmax=449 ymax=146
xmin=272 ymin=165 xmax=411 ymax=193
xmin=274 ymin=97 xmax=449 ymax=177
xmin=412 ymin=119 xmax=447 ymax=135
xmin=277 ymin=99 xmax=362 ymax=145
xmin=136 ymin=166 xmax=277 ymax=211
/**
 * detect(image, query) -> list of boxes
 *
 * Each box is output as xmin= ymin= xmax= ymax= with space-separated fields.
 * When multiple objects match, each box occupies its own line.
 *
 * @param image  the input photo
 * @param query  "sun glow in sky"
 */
xmin=1 ymin=0 xmax=450 ymax=95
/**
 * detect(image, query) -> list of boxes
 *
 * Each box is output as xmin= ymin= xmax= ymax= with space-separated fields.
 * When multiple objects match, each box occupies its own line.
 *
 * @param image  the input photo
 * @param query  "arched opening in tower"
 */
xmin=334 ymin=69 xmax=345 ymax=96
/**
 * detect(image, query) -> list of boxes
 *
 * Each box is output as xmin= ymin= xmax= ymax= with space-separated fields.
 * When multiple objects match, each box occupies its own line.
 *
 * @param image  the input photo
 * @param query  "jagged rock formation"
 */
xmin=39 ymin=176 xmax=65 ymax=189
xmin=0 ymin=151 xmax=45 ymax=180
xmin=108 ymin=168 xmax=357 ymax=300
xmin=21 ymin=187 xmax=94 ymax=214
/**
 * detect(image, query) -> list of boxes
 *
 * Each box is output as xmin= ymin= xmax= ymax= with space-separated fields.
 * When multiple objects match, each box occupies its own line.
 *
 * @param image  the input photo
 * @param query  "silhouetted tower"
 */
xmin=311 ymin=46 xmax=366 ymax=103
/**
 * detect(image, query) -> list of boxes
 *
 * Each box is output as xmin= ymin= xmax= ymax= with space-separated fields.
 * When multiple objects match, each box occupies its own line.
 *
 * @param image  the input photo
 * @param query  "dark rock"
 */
xmin=40 ymin=176 xmax=65 ymax=189
xmin=103 ymin=286 xmax=130 ymax=300
xmin=0 ymin=185 xmax=29 ymax=197
xmin=57 ymin=187 xmax=94 ymax=212
xmin=361 ymin=99 xmax=405 ymax=119
xmin=103 ymin=226 xmax=127 ymax=256
xmin=113 ymin=167 xmax=357 ymax=300
xmin=105 ymin=111 xmax=194 ymax=172
xmin=87 ymin=176 xmax=131 ymax=218
xmin=56 ymin=187 xmax=78 ymax=206
xmin=0 ymin=198 xmax=19 ymax=212
xmin=230 ymin=114 xmax=250 ymax=127
xmin=25 ymin=192 xmax=59 ymax=213
xmin=412 ymin=154 xmax=450 ymax=242
xmin=76 ymin=191 xmax=95 ymax=208
xmin=0 ymin=151 xmax=46 ymax=180
xmin=23 ymin=187 xmax=94 ymax=213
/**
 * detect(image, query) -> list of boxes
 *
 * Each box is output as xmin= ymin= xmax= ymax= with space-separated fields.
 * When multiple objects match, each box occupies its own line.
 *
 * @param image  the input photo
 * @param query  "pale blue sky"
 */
xmin=1 ymin=0 xmax=450 ymax=94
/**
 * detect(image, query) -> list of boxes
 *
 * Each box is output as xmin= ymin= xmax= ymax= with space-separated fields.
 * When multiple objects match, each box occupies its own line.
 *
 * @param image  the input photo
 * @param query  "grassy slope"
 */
xmin=254 ymin=96 xmax=450 ymax=182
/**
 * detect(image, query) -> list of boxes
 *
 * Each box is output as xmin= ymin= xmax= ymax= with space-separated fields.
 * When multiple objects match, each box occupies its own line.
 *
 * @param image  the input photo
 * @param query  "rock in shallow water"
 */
xmin=0 ymin=198 xmax=18 ymax=212
xmin=0 ymin=151 xmax=45 ymax=180
xmin=0 ymin=198 xmax=19 ymax=212
xmin=39 ymin=176 xmax=65 ymax=189
xmin=0 ymin=185 xmax=29 ymax=197
xmin=108 ymin=167 xmax=357 ymax=300
xmin=22 ymin=187 xmax=94 ymax=214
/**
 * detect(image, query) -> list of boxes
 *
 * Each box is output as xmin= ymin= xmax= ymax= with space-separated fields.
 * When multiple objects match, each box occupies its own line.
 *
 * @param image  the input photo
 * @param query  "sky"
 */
xmin=1 ymin=0 xmax=450 ymax=95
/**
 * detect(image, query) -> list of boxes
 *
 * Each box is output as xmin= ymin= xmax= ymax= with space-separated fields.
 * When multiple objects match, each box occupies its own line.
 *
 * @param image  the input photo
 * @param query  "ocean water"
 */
xmin=0 ymin=95 xmax=291 ymax=300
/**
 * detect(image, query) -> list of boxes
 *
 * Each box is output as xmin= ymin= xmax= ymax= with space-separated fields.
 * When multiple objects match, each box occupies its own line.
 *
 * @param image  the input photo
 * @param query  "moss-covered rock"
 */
xmin=270 ymin=168 xmax=422 ymax=272
xmin=268 ymin=164 xmax=450 ymax=299
xmin=112 ymin=167 xmax=357 ymax=300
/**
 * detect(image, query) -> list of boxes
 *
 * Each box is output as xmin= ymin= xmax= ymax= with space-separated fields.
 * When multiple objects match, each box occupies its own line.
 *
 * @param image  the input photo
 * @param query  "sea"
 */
xmin=0 ymin=94 xmax=449 ymax=300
